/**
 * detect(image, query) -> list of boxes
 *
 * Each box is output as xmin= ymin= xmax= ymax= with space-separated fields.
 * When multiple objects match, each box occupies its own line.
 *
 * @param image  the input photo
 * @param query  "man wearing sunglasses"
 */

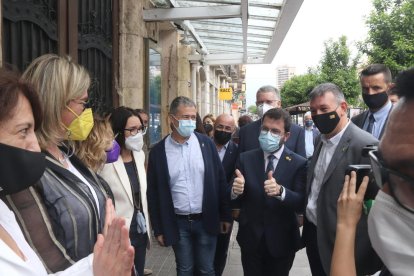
xmin=366 ymin=67 xmax=414 ymax=275
xmin=303 ymin=83 xmax=382 ymax=276
xmin=331 ymin=67 xmax=414 ymax=276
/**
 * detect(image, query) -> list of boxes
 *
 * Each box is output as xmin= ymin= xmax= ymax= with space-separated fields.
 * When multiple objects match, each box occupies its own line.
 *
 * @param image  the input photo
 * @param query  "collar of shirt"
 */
xmin=264 ymin=144 xmax=285 ymax=161
xmin=217 ymin=141 xmax=230 ymax=151
xmin=305 ymin=127 xmax=314 ymax=132
xmin=321 ymin=120 xmax=350 ymax=146
xmin=167 ymin=133 xmax=195 ymax=146
xmin=370 ymin=100 xmax=392 ymax=121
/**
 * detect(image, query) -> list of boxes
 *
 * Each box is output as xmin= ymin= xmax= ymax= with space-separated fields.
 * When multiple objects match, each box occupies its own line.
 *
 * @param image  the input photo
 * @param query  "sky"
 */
xmin=245 ymin=0 xmax=373 ymax=107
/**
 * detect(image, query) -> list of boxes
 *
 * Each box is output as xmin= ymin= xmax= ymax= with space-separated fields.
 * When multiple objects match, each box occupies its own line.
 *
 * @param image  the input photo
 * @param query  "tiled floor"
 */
xmin=145 ymin=223 xmax=311 ymax=276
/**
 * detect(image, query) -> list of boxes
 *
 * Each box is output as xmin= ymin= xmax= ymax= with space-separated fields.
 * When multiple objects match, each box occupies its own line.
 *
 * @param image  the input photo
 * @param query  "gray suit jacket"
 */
xmin=306 ymin=122 xmax=382 ymax=275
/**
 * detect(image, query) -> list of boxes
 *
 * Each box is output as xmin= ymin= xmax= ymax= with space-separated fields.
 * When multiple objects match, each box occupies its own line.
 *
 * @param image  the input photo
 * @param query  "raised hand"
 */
xmin=337 ymin=171 xmax=369 ymax=228
xmin=93 ymin=217 xmax=135 ymax=276
xmin=103 ymin=198 xmax=115 ymax=236
xmin=264 ymin=171 xmax=282 ymax=197
xmin=232 ymin=169 xmax=245 ymax=196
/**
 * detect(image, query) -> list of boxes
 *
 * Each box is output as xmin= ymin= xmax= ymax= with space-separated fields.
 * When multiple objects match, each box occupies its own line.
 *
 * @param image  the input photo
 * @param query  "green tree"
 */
xmin=361 ymin=0 xmax=414 ymax=76
xmin=318 ymin=36 xmax=360 ymax=106
xmin=248 ymin=105 xmax=257 ymax=114
xmin=280 ymin=72 xmax=319 ymax=107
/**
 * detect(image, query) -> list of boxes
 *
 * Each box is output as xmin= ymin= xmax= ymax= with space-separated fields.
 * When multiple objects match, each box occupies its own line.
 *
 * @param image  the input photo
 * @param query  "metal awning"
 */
xmin=145 ymin=0 xmax=303 ymax=65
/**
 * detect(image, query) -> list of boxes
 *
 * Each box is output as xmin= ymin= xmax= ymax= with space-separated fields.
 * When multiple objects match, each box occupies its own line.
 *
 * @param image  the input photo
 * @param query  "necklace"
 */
xmin=57 ymin=151 xmax=68 ymax=164
xmin=48 ymin=145 xmax=69 ymax=166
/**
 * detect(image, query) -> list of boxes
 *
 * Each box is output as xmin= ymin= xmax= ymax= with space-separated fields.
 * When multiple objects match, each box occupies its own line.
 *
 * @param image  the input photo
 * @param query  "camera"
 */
xmin=345 ymin=164 xmax=372 ymax=189
xmin=345 ymin=144 xmax=378 ymax=199
xmin=361 ymin=144 xmax=378 ymax=158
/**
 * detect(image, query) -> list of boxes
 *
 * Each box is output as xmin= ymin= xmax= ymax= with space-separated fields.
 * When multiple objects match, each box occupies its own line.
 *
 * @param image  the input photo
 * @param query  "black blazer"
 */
xmin=221 ymin=140 xmax=238 ymax=183
xmin=233 ymin=147 xmax=307 ymax=258
xmin=351 ymin=107 xmax=392 ymax=139
xmin=238 ymin=119 xmax=306 ymax=158
xmin=146 ymin=133 xmax=232 ymax=246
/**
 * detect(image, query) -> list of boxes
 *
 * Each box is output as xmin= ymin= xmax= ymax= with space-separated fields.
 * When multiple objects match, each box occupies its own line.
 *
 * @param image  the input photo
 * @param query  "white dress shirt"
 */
xmin=306 ymin=121 xmax=350 ymax=225
xmin=217 ymin=141 xmax=230 ymax=162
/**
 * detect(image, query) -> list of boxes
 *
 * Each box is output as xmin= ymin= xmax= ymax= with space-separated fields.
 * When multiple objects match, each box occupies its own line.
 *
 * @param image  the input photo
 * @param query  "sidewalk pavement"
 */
xmin=145 ymin=223 xmax=312 ymax=276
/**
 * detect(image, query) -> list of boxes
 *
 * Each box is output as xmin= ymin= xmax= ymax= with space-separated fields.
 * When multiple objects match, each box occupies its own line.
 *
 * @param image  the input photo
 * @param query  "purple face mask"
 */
xmin=106 ymin=140 xmax=121 ymax=163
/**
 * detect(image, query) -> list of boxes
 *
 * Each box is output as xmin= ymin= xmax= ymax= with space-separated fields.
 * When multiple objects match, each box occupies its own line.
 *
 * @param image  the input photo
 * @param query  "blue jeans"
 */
xmin=173 ymin=217 xmax=217 ymax=276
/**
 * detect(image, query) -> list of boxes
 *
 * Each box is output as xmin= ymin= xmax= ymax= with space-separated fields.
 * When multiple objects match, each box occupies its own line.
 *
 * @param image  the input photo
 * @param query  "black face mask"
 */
xmin=214 ymin=130 xmax=232 ymax=146
xmin=203 ymin=123 xmax=213 ymax=133
xmin=362 ymin=91 xmax=388 ymax=110
xmin=312 ymin=110 xmax=340 ymax=134
xmin=0 ymin=143 xmax=46 ymax=196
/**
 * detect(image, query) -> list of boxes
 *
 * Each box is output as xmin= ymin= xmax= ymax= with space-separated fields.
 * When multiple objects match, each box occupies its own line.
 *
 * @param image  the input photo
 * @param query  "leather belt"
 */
xmin=176 ymin=213 xmax=203 ymax=221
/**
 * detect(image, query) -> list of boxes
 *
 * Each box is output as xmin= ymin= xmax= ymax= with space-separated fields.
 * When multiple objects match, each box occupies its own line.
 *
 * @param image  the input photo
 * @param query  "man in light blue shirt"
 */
xmin=147 ymin=97 xmax=232 ymax=276
xmin=303 ymin=111 xmax=320 ymax=159
xmin=351 ymin=64 xmax=393 ymax=139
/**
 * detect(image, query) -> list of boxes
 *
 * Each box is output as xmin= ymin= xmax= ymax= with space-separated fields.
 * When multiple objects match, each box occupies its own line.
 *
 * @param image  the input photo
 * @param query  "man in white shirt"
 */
xmin=303 ymin=83 xmax=382 ymax=276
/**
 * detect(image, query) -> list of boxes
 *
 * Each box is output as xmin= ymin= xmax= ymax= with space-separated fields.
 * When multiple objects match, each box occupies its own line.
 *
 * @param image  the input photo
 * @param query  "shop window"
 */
xmin=148 ymin=48 xmax=162 ymax=146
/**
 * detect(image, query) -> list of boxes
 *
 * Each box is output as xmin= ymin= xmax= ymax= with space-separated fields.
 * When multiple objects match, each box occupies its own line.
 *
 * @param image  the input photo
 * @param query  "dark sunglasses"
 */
xmin=369 ymin=150 xmax=414 ymax=213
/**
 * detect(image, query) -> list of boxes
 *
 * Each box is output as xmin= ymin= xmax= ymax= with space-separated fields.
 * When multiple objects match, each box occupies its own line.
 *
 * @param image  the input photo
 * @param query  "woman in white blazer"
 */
xmin=100 ymin=107 xmax=151 ymax=276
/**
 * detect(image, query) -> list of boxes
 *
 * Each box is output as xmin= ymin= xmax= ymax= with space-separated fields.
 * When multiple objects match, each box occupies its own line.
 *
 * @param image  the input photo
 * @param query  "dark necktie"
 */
xmin=266 ymin=154 xmax=276 ymax=174
xmin=366 ymin=114 xmax=375 ymax=134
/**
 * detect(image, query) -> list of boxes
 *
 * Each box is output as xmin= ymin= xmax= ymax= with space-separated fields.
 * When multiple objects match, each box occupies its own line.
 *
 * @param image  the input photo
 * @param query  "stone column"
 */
xmin=196 ymin=67 xmax=201 ymax=110
xmin=204 ymin=64 xmax=210 ymax=115
xmin=118 ymin=0 xmax=145 ymax=108
xmin=191 ymin=62 xmax=198 ymax=101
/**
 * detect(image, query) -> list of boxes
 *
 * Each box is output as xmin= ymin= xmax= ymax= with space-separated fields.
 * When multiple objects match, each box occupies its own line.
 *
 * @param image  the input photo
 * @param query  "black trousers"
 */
xmin=214 ymin=223 xmax=233 ymax=276
xmin=130 ymin=224 xmax=148 ymax=276
xmin=303 ymin=218 xmax=327 ymax=276
xmin=240 ymin=235 xmax=295 ymax=276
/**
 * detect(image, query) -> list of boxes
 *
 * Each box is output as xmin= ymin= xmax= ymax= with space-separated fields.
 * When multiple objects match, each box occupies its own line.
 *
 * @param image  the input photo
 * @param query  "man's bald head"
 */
xmin=215 ymin=114 xmax=235 ymax=129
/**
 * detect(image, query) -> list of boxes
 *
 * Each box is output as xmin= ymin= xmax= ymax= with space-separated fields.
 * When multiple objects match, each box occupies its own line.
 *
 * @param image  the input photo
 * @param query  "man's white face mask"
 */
xmin=257 ymin=103 xmax=274 ymax=118
xmin=368 ymin=190 xmax=414 ymax=276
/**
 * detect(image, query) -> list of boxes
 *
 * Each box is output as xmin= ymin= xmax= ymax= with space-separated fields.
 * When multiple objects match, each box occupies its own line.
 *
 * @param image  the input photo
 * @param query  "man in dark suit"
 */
xmin=146 ymin=96 xmax=232 ymax=276
xmin=351 ymin=64 xmax=393 ymax=139
xmin=303 ymin=111 xmax=320 ymax=159
xmin=303 ymin=83 xmax=382 ymax=276
xmin=212 ymin=113 xmax=238 ymax=276
xmin=231 ymin=108 xmax=307 ymax=276
xmin=238 ymin=85 xmax=306 ymax=157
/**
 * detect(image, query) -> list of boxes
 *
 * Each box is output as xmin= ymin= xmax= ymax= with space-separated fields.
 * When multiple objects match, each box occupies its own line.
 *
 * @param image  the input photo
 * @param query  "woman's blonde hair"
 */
xmin=75 ymin=116 xmax=114 ymax=172
xmin=21 ymin=54 xmax=90 ymax=149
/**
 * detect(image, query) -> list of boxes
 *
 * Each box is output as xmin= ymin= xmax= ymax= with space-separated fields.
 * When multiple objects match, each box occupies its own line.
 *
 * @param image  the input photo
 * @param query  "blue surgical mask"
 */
xmin=259 ymin=131 xmax=282 ymax=153
xmin=305 ymin=120 xmax=313 ymax=128
xmin=173 ymin=118 xmax=196 ymax=137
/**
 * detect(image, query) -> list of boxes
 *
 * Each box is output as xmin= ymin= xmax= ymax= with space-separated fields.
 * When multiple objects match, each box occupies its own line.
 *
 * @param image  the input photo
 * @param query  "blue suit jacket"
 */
xmin=233 ymin=147 xmax=307 ymax=258
xmin=221 ymin=140 xmax=238 ymax=183
xmin=238 ymin=119 xmax=306 ymax=158
xmin=147 ymin=132 xmax=232 ymax=246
